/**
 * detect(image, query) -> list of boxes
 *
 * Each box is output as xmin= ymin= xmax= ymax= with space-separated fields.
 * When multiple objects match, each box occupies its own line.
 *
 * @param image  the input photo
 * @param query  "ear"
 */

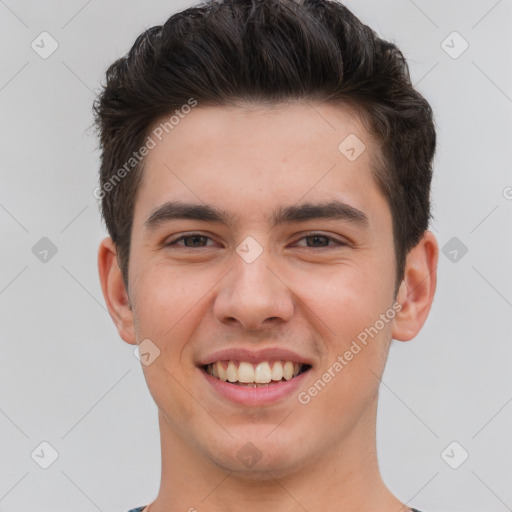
xmin=392 ymin=230 xmax=439 ymax=341
xmin=97 ymin=237 xmax=136 ymax=345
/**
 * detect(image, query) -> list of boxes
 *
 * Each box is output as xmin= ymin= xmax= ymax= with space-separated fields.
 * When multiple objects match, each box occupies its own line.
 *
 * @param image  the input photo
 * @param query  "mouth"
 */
xmin=202 ymin=360 xmax=312 ymax=387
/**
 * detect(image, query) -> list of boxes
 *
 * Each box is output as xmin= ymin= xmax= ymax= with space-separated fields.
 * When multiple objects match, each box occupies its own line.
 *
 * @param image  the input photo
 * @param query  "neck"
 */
xmin=149 ymin=406 xmax=407 ymax=512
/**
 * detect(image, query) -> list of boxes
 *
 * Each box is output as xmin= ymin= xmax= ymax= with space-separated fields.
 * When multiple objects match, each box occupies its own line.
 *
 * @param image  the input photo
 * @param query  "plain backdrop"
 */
xmin=1 ymin=1 xmax=511 ymax=511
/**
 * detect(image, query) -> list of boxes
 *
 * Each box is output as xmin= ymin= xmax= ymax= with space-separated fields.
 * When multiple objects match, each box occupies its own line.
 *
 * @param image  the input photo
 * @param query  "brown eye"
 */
xmin=305 ymin=235 xmax=330 ymax=247
xmin=294 ymin=233 xmax=347 ymax=248
xmin=166 ymin=234 xmax=214 ymax=248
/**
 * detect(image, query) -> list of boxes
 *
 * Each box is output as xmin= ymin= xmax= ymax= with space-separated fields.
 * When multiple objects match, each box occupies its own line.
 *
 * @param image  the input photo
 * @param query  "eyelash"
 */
xmin=165 ymin=232 xmax=347 ymax=249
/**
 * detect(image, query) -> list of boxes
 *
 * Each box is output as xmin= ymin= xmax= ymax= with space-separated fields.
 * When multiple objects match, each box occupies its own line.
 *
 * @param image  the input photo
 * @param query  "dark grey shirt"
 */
xmin=127 ymin=506 xmax=425 ymax=511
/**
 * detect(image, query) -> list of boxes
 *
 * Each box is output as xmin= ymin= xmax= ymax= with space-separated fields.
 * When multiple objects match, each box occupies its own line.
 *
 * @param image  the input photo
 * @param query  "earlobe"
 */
xmin=391 ymin=230 xmax=439 ymax=342
xmin=97 ymin=237 xmax=136 ymax=345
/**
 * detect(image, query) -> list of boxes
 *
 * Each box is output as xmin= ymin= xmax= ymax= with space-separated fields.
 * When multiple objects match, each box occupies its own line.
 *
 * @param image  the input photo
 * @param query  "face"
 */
xmin=108 ymin=102 xmax=414 ymax=477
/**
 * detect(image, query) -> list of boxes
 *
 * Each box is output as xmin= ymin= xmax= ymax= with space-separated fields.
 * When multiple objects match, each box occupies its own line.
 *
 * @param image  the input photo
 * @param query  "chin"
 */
xmin=204 ymin=434 xmax=311 ymax=479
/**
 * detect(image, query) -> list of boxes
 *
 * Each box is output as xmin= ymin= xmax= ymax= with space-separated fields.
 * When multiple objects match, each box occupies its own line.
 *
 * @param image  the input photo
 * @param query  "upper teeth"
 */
xmin=206 ymin=361 xmax=303 ymax=383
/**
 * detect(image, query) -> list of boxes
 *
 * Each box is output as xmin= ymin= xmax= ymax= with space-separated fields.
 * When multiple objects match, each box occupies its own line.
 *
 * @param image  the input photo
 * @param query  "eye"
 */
xmin=164 ymin=232 xmax=348 ymax=250
xmin=165 ymin=233 xmax=216 ymax=248
xmin=293 ymin=233 xmax=347 ymax=249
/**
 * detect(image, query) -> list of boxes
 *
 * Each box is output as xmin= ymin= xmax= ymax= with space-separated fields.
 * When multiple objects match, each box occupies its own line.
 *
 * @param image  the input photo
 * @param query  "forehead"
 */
xmin=134 ymin=102 xmax=388 ymax=232
xmin=146 ymin=101 xmax=371 ymax=164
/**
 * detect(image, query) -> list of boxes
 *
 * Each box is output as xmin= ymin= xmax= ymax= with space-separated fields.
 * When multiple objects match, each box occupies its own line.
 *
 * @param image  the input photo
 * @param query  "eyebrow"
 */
xmin=144 ymin=200 xmax=369 ymax=231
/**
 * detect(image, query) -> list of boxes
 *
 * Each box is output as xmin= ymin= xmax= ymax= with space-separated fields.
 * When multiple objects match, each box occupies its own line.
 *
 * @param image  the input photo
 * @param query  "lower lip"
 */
xmin=201 ymin=368 xmax=311 ymax=406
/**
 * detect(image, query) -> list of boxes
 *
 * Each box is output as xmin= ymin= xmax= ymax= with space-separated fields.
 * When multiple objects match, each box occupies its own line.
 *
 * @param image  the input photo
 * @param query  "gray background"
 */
xmin=1 ymin=1 xmax=511 ymax=511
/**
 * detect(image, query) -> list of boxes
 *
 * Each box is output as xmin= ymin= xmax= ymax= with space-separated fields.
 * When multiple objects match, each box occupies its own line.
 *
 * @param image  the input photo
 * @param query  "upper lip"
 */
xmin=197 ymin=347 xmax=314 ymax=367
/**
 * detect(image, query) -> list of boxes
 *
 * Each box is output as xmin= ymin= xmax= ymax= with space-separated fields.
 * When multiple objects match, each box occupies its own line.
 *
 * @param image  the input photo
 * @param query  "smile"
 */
xmin=203 ymin=360 xmax=311 ymax=387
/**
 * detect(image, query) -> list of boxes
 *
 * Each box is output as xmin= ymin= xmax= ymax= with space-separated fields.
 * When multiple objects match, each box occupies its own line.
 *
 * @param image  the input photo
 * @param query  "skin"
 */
xmin=98 ymin=102 xmax=438 ymax=512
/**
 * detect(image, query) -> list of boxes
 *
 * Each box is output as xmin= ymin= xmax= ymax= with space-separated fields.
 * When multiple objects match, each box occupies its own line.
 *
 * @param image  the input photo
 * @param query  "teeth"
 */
xmin=226 ymin=361 xmax=237 ymax=382
xmin=216 ymin=361 xmax=227 ymax=381
xmin=271 ymin=361 xmax=283 ymax=381
xmin=254 ymin=362 xmax=272 ymax=383
xmin=238 ymin=362 xmax=255 ymax=383
xmin=283 ymin=361 xmax=294 ymax=381
xmin=206 ymin=360 xmax=306 ymax=384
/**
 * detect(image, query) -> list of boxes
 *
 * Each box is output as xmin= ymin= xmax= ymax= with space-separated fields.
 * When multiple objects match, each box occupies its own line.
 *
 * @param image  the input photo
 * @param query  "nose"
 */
xmin=213 ymin=246 xmax=294 ymax=332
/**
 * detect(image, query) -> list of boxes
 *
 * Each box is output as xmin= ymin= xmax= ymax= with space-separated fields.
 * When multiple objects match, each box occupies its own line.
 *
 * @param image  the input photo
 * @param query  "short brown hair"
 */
xmin=93 ymin=0 xmax=436 ymax=297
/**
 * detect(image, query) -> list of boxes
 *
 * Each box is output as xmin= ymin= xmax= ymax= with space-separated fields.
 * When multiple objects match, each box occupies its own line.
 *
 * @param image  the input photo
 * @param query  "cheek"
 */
xmin=295 ymin=263 xmax=388 ymax=337
xmin=295 ymin=262 xmax=392 ymax=391
xmin=132 ymin=268 xmax=206 ymax=418
xmin=134 ymin=264 xmax=207 ymax=330
xmin=130 ymin=265 xmax=213 ymax=377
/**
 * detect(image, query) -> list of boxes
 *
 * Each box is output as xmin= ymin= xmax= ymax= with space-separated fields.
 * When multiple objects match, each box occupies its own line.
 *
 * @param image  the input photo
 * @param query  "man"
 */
xmin=94 ymin=1 xmax=438 ymax=510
